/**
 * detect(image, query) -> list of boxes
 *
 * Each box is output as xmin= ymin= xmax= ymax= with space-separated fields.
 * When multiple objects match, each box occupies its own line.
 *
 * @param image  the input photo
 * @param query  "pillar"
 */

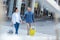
xmin=8 ymin=0 xmax=14 ymax=18
xmin=16 ymin=0 xmax=22 ymax=14
xmin=40 ymin=0 xmax=44 ymax=16
xmin=32 ymin=0 xmax=35 ymax=13
xmin=41 ymin=7 xmax=44 ymax=16
xmin=54 ymin=13 xmax=60 ymax=40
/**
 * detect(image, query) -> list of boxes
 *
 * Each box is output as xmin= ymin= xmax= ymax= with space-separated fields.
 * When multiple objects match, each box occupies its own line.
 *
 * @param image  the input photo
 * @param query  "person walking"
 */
xmin=11 ymin=7 xmax=22 ymax=34
xmin=24 ymin=7 xmax=34 ymax=35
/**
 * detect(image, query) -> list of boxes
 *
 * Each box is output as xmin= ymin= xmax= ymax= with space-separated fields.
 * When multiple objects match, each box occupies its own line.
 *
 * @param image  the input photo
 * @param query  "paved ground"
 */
xmin=0 ymin=20 xmax=56 ymax=40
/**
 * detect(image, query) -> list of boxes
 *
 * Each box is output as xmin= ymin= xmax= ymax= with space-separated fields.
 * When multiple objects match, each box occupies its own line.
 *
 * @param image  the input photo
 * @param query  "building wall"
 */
xmin=0 ymin=0 xmax=6 ymax=22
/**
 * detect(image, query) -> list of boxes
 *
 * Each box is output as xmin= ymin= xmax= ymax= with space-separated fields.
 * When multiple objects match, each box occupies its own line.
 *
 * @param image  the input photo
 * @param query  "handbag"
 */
xmin=8 ymin=25 xmax=14 ymax=34
xmin=29 ymin=26 xmax=36 ymax=36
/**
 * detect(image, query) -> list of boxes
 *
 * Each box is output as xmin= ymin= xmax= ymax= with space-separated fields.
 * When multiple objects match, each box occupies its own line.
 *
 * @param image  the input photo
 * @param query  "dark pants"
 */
xmin=14 ymin=22 xmax=19 ymax=34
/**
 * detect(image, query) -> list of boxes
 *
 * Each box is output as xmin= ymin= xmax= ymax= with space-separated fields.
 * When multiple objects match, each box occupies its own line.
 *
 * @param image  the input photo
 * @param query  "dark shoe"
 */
xmin=15 ymin=32 xmax=18 ymax=34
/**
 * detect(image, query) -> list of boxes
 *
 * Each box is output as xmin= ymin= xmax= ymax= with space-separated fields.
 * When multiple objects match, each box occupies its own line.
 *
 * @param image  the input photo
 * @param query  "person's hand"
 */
xmin=22 ymin=21 xmax=25 ymax=24
xmin=20 ymin=20 xmax=23 ymax=24
xmin=10 ymin=23 xmax=13 ymax=27
xmin=10 ymin=22 xmax=13 ymax=27
xmin=10 ymin=23 xmax=13 ymax=26
xmin=20 ymin=20 xmax=25 ymax=24
xmin=33 ymin=20 xmax=35 ymax=23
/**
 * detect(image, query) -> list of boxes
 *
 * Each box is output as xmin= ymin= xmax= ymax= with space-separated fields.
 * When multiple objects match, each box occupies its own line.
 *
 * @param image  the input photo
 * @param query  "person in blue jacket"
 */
xmin=24 ymin=7 xmax=34 ymax=35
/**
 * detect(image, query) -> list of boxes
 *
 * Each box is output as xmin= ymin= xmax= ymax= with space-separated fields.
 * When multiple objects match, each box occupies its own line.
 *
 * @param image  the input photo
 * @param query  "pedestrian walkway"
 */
xmin=0 ymin=25 xmax=56 ymax=40
xmin=0 ymin=21 xmax=56 ymax=40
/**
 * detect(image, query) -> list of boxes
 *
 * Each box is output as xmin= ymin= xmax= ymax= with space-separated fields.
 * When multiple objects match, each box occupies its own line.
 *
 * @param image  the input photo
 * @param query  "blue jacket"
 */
xmin=24 ymin=11 xmax=34 ymax=23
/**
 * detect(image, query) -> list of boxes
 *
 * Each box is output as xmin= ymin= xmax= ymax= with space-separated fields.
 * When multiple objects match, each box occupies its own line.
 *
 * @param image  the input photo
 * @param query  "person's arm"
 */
xmin=32 ymin=13 xmax=34 ymax=22
xmin=24 ymin=12 xmax=27 ymax=20
xmin=19 ymin=15 xmax=22 ymax=21
xmin=18 ymin=12 xmax=22 ymax=23
xmin=20 ymin=16 xmax=22 ymax=22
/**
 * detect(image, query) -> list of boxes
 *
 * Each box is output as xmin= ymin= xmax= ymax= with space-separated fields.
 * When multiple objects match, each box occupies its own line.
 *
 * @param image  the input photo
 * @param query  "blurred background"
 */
xmin=0 ymin=0 xmax=60 ymax=21
xmin=0 ymin=0 xmax=60 ymax=40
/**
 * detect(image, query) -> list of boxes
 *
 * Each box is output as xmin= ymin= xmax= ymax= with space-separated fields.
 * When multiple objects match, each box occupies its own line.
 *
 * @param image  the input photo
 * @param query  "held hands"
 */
xmin=20 ymin=20 xmax=25 ymax=24
xmin=20 ymin=20 xmax=23 ymax=24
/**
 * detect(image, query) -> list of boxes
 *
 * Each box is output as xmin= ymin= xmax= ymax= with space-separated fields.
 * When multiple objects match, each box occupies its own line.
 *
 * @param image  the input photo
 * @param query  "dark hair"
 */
xmin=14 ymin=7 xmax=18 ymax=12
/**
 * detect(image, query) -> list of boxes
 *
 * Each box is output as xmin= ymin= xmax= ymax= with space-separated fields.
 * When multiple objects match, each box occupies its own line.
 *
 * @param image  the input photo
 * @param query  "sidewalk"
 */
xmin=0 ymin=21 xmax=56 ymax=40
xmin=0 ymin=25 xmax=56 ymax=40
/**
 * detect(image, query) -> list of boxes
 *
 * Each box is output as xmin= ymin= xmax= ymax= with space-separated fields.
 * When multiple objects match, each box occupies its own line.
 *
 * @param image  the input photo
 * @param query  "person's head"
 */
xmin=27 ymin=7 xmax=32 ymax=12
xmin=14 ymin=7 xmax=18 ymax=12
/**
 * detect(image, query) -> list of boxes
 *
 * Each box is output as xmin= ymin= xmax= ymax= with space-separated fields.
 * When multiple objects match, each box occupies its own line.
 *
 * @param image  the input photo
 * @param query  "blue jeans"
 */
xmin=14 ymin=22 xmax=19 ymax=34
